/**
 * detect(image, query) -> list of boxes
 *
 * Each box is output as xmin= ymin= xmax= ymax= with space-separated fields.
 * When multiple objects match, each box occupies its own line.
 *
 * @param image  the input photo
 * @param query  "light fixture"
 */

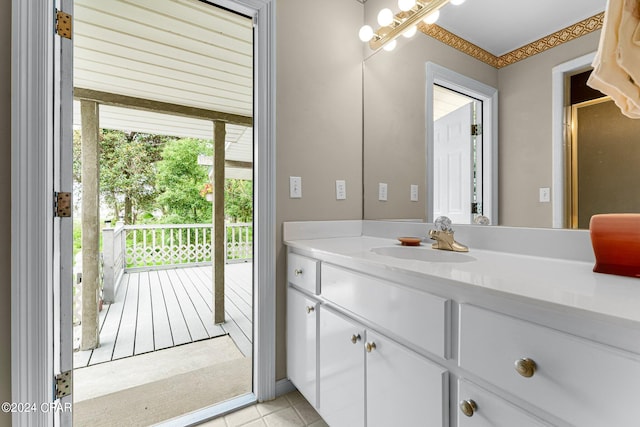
xmin=377 ymin=8 xmax=395 ymax=27
xmin=402 ymin=25 xmax=417 ymax=38
xmin=360 ymin=0 xmax=465 ymax=51
xmin=398 ymin=0 xmax=416 ymax=12
xmin=423 ymin=9 xmax=440 ymax=25
xmin=450 ymin=0 xmax=466 ymax=5
xmin=383 ymin=39 xmax=398 ymax=51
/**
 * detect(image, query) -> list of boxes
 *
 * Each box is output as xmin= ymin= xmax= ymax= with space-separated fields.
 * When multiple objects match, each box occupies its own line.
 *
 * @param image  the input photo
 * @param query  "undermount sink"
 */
xmin=371 ymin=245 xmax=476 ymax=263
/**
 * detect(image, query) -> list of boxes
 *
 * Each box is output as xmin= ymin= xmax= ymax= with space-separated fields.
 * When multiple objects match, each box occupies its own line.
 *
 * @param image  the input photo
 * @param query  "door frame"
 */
xmin=425 ymin=62 xmax=498 ymax=225
xmin=11 ymin=0 xmax=277 ymax=424
xmin=550 ymin=51 xmax=596 ymax=228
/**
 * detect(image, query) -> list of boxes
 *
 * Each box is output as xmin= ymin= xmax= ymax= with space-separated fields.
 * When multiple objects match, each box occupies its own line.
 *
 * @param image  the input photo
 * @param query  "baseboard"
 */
xmin=275 ymin=378 xmax=296 ymax=398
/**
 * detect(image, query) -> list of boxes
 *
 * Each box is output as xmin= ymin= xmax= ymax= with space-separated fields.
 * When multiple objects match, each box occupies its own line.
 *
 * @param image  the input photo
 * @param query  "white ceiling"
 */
xmin=73 ymin=0 xmax=254 ymax=179
xmin=436 ymin=0 xmax=606 ymax=56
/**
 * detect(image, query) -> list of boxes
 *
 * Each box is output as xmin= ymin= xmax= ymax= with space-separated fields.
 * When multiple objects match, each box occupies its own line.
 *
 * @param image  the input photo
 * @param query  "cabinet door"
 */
xmin=458 ymin=379 xmax=550 ymax=427
xmin=319 ymin=307 xmax=365 ymax=427
xmin=287 ymin=287 xmax=318 ymax=407
xmin=366 ymin=331 xmax=448 ymax=427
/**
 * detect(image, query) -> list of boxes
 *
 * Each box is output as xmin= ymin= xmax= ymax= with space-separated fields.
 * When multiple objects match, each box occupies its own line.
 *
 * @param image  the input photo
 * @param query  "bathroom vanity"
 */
xmin=284 ymin=221 xmax=640 ymax=427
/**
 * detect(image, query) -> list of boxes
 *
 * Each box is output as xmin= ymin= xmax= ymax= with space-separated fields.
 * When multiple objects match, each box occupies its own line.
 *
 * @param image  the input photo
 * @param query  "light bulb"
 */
xmin=398 ymin=0 xmax=416 ymax=12
xmin=423 ymin=9 xmax=440 ymax=25
xmin=383 ymin=39 xmax=397 ymax=51
xmin=359 ymin=25 xmax=374 ymax=42
xmin=450 ymin=0 xmax=466 ymax=5
xmin=377 ymin=8 xmax=394 ymax=27
xmin=402 ymin=25 xmax=417 ymax=38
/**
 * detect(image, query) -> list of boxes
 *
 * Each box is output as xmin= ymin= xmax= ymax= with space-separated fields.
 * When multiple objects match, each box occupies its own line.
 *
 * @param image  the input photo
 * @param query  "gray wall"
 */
xmin=275 ymin=0 xmax=363 ymax=380
xmin=497 ymin=31 xmax=600 ymax=227
xmin=1 ymin=0 xmax=11 ymax=424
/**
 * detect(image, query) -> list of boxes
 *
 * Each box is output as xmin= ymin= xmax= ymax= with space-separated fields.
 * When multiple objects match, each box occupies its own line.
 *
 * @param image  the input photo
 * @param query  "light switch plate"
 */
xmin=379 ymin=183 xmax=388 ymax=201
xmin=410 ymin=184 xmax=419 ymax=202
xmin=290 ymin=176 xmax=302 ymax=198
xmin=539 ymin=187 xmax=550 ymax=203
xmin=336 ymin=180 xmax=346 ymax=200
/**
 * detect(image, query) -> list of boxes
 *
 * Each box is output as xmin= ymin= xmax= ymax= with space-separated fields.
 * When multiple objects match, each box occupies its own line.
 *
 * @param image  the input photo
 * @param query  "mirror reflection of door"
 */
xmin=570 ymin=71 xmax=640 ymax=229
xmin=433 ymin=85 xmax=482 ymax=224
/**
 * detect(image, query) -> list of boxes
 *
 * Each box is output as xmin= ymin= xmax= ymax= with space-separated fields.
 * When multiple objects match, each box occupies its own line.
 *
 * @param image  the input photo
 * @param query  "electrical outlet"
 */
xmin=410 ymin=184 xmax=419 ymax=202
xmin=336 ymin=180 xmax=346 ymax=200
xmin=539 ymin=187 xmax=550 ymax=203
xmin=290 ymin=176 xmax=302 ymax=198
xmin=379 ymin=183 xmax=388 ymax=201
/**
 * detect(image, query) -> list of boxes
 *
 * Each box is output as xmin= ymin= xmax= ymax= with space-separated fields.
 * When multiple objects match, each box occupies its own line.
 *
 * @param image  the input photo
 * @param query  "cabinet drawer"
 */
xmin=322 ymin=263 xmax=450 ymax=359
xmin=288 ymin=253 xmax=320 ymax=294
xmin=459 ymin=304 xmax=640 ymax=426
xmin=457 ymin=379 xmax=549 ymax=427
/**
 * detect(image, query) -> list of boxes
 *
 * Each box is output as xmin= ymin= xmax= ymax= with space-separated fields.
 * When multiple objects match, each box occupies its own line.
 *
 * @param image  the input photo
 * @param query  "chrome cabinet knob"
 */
xmin=294 ymin=268 xmax=303 ymax=276
xmin=459 ymin=399 xmax=477 ymax=417
xmin=306 ymin=306 xmax=315 ymax=314
xmin=365 ymin=342 xmax=377 ymax=353
xmin=351 ymin=334 xmax=361 ymax=344
xmin=515 ymin=357 xmax=537 ymax=378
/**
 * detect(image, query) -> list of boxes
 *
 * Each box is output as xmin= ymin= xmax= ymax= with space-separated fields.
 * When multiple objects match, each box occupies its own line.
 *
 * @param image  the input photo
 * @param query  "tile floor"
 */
xmin=198 ymin=391 xmax=328 ymax=427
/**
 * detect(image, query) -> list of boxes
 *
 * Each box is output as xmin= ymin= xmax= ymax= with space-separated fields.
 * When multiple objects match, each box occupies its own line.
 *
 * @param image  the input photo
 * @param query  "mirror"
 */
xmin=363 ymin=1 xmax=611 ymax=228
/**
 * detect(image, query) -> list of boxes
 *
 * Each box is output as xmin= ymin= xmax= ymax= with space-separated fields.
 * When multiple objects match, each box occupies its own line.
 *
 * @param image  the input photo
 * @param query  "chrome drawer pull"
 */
xmin=351 ymin=334 xmax=361 ymax=344
xmin=515 ymin=357 xmax=537 ymax=378
xmin=365 ymin=342 xmax=377 ymax=353
xmin=306 ymin=306 xmax=315 ymax=314
xmin=459 ymin=399 xmax=477 ymax=417
xmin=294 ymin=268 xmax=303 ymax=276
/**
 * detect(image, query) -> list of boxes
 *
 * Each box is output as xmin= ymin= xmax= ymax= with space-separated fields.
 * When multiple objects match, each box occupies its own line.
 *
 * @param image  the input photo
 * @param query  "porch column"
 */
xmin=80 ymin=100 xmax=100 ymax=350
xmin=213 ymin=120 xmax=226 ymax=324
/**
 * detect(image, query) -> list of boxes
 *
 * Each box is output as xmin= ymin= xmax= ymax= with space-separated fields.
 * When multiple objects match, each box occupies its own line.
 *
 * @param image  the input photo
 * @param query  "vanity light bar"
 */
xmin=368 ymin=0 xmax=450 ymax=50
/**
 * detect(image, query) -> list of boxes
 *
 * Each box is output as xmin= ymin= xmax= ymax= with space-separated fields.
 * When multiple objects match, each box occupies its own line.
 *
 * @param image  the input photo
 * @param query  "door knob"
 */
xmin=294 ymin=268 xmax=303 ymax=276
xmin=459 ymin=399 xmax=477 ymax=417
xmin=351 ymin=334 xmax=361 ymax=344
xmin=365 ymin=342 xmax=376 ymax=353
xmin=514 ymin=357 xmax=537 ymax=378
xmin=306 ymin=306 xmax=315 ymax=314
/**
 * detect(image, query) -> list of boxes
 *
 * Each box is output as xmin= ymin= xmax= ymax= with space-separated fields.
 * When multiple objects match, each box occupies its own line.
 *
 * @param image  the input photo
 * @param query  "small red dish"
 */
xmin=398 ymin=237 xmax=422 ymax=246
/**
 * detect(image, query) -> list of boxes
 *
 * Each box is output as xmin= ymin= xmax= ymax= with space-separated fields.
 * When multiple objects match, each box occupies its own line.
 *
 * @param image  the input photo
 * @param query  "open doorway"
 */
xmin=71 ymin=1 xmax=254 ymax=425
xmin=433 ymin=85 xmax=482 ymax=224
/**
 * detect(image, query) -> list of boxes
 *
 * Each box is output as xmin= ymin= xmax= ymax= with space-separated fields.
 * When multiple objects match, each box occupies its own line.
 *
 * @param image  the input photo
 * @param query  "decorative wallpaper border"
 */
xmin=418 ymin=12 xmax=604 ymax=69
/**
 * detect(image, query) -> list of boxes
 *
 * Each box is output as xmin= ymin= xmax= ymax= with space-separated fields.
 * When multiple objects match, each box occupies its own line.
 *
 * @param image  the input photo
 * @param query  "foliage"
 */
xmin=225 ymin=179 xmax=253 ymax=223
xmin=156 ymin=138 xmax=212 ymax=223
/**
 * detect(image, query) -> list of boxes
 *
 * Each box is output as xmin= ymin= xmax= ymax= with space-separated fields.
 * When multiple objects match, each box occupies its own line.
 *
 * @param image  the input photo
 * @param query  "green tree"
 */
xmin=225 ymin=179 xmax=253 ymax=222
xmin=99 ymin=130 xmax=167 ymax=224
xmin=156 ymin=138 xmax=212 ymax=223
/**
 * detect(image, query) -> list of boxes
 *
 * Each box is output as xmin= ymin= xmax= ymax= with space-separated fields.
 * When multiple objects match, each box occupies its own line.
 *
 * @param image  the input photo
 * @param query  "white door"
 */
xmin=434 ymin=103 xmax=474 ymax=224
xmin=54 ymin=0 xmax=75 ymax=425
xmin=319 ymin=307 xmax=365 ymax=427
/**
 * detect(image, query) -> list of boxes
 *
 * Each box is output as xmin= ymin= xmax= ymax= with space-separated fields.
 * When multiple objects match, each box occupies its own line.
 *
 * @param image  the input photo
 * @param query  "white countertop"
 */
xmin=285 ymin=235 xmax=640 ymax=325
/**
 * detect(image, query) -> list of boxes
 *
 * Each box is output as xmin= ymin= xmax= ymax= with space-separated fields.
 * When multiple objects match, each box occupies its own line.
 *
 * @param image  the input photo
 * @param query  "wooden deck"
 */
xmin=74 ymin=262 xmax=253 ymax=368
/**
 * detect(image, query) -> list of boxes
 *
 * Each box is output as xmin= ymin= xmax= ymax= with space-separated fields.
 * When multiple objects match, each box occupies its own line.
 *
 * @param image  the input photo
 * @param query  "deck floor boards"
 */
xmin=74 ymin=263 xmax=253 ymax=368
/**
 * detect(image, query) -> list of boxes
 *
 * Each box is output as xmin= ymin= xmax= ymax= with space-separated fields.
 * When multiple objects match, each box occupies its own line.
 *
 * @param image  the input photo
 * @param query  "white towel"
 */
xmin=588 ymin=0 xmax=640 ymax=118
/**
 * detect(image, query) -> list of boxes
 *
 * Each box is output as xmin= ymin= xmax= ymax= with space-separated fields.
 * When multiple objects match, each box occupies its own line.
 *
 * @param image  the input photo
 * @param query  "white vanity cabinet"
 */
xmin=286 ymin=286 xmax=319 ymax=407
xmin=319 ymin=306 xmax=449 ymax=427
xmin=459 ymin=304 xmax=640 ymax=427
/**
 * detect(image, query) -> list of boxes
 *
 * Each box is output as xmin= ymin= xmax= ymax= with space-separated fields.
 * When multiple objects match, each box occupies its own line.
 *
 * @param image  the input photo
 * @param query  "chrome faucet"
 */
xmin=429 ymin=216 xmax=469 ymax=252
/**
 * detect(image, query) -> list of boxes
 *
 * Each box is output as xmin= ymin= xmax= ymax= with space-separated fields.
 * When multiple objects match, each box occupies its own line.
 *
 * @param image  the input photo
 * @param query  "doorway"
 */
xmin=433 ymin=86 xmax=482 ymax=224
xmin=568 ymin=72 xmax=640 ymax=229
xmin=426 ymin=62 xmax=498 ymax=225
xmin=10 ymin=0 xmax=276 ymax=425
xmin=71 ymin=1 xmax=254 ymax=425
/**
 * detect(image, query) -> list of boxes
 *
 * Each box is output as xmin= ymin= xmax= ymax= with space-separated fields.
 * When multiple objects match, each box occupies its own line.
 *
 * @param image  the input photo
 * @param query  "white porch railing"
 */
xmin=100 ymin=222 xmax=252 ymax=303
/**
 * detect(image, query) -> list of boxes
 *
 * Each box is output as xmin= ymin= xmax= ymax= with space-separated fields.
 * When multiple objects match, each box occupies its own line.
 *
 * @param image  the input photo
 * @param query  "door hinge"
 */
xmin=56 ymin=10 xmax=72 ymax=39
xmin=55 ymin=371 xmax=72 ymax=399
xmin=55 ymin=192 xmax=72 ymax=218
xmin=471 ymin=124 xmax=482 ymax=136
